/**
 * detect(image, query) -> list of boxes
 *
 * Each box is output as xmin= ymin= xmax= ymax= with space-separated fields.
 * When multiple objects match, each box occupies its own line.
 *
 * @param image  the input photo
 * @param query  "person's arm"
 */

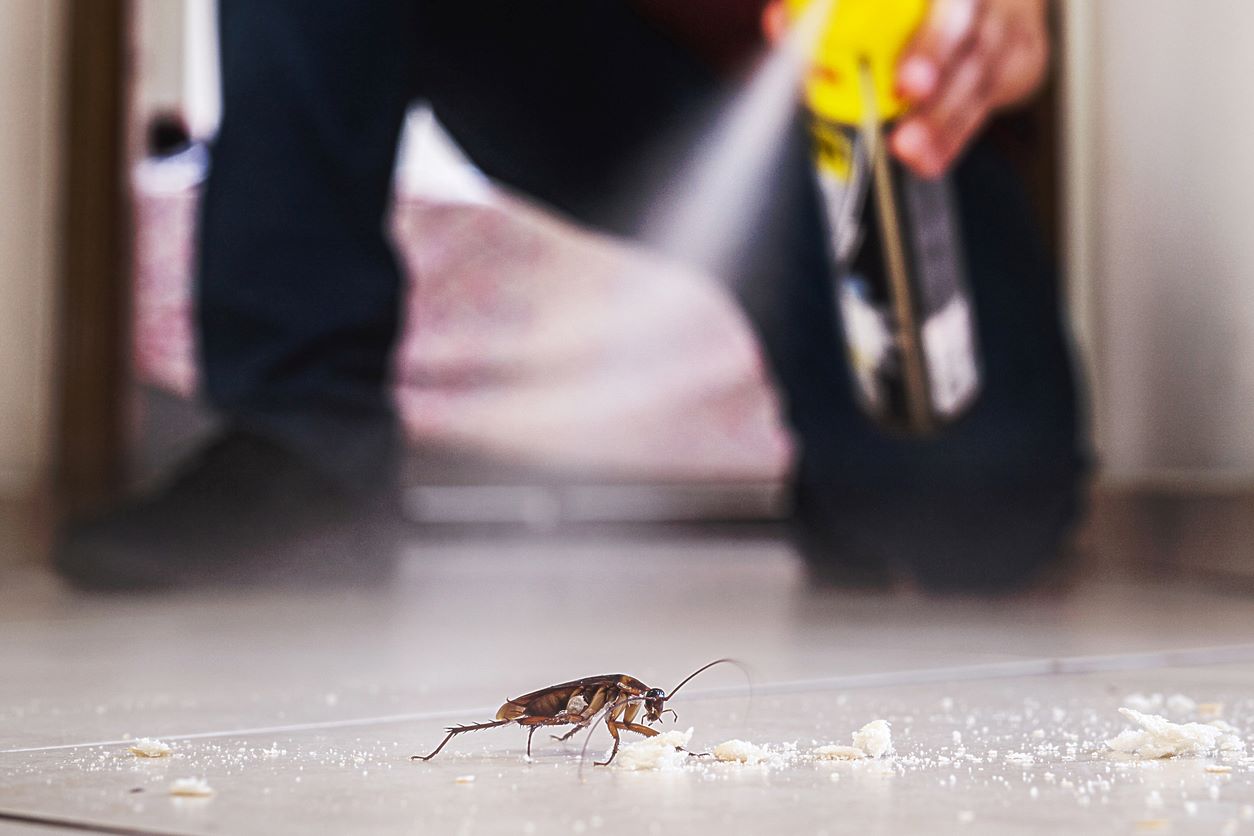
xmin=764 ymin=0 xmax=1051 ymax=178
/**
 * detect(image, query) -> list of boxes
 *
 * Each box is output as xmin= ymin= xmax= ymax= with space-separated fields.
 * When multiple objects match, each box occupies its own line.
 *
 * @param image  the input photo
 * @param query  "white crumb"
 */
xmin=1107 ymin=708 xmax=1245 ymax=759
xmin=454 ymin=775 xmax=476 ymax=784
xmin=852 ymin=720 xmax=893 ymax=758
xmin=712 ymin=740 xmax=770 ymax=765
xmin=168 ymin=777 xmax=214 ymax=797
xmin=128 ymin=738 xmax=172 ymax=758
xmin=1207 ymin=765 xmax=1234 ymax=774
xmin=813 ymin=745 xmax=866 ymax=761
xmin=614 ymin=728 xmax=694 ymax=771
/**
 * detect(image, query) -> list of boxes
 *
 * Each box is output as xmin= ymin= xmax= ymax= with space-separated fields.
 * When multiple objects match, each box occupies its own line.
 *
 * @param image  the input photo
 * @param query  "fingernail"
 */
xmin=899 ymin=58 xmax=936 ymax=98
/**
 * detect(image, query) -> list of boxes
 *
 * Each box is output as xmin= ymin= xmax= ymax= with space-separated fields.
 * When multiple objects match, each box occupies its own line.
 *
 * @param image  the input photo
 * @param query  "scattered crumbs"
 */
xmin=167 ymin=778 xmax=214 ymax=797
xmin=1207 ymin=764 xmax=1234 ymax=774
xmin=128 ymin=738 xmax=172 ymax=758
xmin=712 ymin=740 xmax=770 ymax=765
xmin=454 ymin=775 xmax=475 ymax=784
xmin=813 ymin=745 xmax=865 ymax=761
xmin=614 ymin=728 xmax=694 ymax=771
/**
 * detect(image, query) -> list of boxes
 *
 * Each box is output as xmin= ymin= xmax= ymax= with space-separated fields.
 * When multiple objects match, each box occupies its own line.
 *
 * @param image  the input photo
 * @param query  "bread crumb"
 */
xmin=852 ymin=720 xmax=893 ymax=758
xmin=1134 ymin=820 xmax=1170 ymax=831
xmin=168 ymin=778 xmax=213 ymax=797
xmin=1108 ymin=709 xmax=1244 ymax=759
xmin=712 ymin=740 xmax=770 ymax=765
xmin=614 ymin=728 xmax=693 ymax=771
xmin=128 ymin=738 xmax=172 ymax=758
xmin=1207 ymin=765 xmax=1234 ymax=774
xmin=813 ymin=745 xmax=866 ymax=761
xmin=454 ymin=775 xmax=475 ymax=784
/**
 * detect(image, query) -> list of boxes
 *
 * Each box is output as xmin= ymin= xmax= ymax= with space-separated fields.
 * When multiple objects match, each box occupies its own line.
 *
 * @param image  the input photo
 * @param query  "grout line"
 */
xmin=0 ymin=706 xmax=498 ymax=755
xmin=7 ymin=642 xmax=1254 ymax=756
xmin=0 ymin=807 xmax=184 ymax=836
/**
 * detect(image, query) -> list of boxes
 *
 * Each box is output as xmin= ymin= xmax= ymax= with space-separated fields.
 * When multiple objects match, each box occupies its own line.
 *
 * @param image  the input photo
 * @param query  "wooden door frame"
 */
xmin=54 ymin=0 xmax=131 ymax=518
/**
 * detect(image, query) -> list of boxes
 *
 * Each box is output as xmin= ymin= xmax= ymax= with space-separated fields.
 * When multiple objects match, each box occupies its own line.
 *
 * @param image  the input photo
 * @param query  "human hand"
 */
xmin=762 ymin=0 xmax=1051 ymax=179
xmin=891 ymin=0 xmax=1050 ymax=178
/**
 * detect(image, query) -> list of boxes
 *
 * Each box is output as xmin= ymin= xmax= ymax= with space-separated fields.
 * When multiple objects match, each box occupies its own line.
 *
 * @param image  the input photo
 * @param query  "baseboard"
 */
xmin=1082 ymin=482 xmax=1254 ymax=582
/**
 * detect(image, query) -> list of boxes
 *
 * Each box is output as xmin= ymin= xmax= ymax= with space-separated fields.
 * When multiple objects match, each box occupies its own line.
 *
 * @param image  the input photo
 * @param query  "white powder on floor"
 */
xmin=712 ymin=739 xmax=771 ymax=765
xmin=852 ymin=720 xmax=893 ymax=758
xmin=128 ymin=738 xmax=172 ymax=758
xmin=614 ymin=728 xmax=694 ymax=771
xmin=1106 ymin=708 xmax=1245 ymax=759
xmin=168 ymin=777 xmax=214 ymax=797
xmin=813 ymin=745 xmax=866 ymax=761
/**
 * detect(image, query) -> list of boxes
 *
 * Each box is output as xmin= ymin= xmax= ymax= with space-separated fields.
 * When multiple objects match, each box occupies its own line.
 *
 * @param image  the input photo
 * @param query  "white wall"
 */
xmin=1068 ymin=0 xmax=1254 ymax=484
xmin=0 ymin=0 xmax=62 ymax=495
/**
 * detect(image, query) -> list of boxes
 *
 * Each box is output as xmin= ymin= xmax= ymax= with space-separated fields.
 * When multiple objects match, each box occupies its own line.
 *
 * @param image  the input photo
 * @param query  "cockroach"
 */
xmin=412 ymin=659 xmax=741 ymax=767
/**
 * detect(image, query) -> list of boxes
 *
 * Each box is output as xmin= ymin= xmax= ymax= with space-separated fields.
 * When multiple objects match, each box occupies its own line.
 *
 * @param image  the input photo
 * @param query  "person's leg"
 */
xmin=57 ymin=0 xmax=419 ymax=590
xmin=199 ymin=0 xmax=419 ymax=489
xmin=417 ymin=1 xmax=1088 ymax=590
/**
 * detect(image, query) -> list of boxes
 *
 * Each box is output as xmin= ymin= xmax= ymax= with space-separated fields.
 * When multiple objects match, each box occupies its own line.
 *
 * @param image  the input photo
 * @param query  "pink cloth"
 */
xmin=133 ymin=178 xmax=792 ymax=482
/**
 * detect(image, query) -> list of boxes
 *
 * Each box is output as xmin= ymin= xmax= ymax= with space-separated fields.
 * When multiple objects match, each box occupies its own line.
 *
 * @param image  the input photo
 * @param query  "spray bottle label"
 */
xmin=793 ymin=0 xmax=981 ymax=432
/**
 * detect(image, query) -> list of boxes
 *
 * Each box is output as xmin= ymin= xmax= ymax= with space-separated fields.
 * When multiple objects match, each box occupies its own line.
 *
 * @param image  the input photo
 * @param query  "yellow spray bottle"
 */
xmin=789 ymin=0 xmax=981 ymax=434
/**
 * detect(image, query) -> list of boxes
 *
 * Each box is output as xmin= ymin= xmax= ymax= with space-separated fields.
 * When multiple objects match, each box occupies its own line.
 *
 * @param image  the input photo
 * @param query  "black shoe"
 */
xmin=792 ymin=483 xmax=897 ymax=591
xmin=56 ymin=430 xmax=404 ymax=592
xmin=793 ymin=480 xmax=1082 ymax=595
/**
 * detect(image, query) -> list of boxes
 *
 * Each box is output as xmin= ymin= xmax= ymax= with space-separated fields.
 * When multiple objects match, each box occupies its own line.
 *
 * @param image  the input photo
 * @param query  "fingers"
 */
xmin=897 ymin=0 xmax=983 ymax=102
xmin=893 ymin=8 xmax=1005 ymax=178
xmin=892 ymin=0 xmax=1049 ymax=178
xmin=761 ymin=0 xmax=788 ymax=45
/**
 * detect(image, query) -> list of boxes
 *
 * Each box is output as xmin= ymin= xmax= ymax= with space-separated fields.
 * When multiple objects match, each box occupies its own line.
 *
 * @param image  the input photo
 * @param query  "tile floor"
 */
xmin=3 ymin=532 xmax=1254 ymax=834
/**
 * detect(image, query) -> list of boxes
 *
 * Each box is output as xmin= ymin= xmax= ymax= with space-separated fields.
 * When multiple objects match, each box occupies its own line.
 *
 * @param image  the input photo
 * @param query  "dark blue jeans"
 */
xmin=198 ymin=0 xmax=1087 ymax=584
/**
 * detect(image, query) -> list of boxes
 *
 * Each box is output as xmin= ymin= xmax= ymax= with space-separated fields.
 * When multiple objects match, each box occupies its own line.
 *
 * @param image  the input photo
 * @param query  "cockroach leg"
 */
xmin=595 ymin=717 xmax=623 ymax=767
xmin=411 ymin=718 xmax=513 ymax=761
xmin=611 ymin=721 xmax=659 ymax=739
xmin=551 ymin=725 xmax=584 ymax=743
xmin=526 ymin=725 xmax=538 ymax=757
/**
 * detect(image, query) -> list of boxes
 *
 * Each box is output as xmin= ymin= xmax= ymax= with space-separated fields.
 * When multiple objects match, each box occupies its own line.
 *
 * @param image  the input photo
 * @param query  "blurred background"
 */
xmin=1 ymin=0 xmax=1252 ymax=579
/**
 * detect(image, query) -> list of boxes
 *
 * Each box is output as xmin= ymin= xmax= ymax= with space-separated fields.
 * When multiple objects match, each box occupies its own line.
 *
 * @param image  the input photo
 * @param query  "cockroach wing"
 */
xmin=496 ymin=674 xmax=627 ymax=720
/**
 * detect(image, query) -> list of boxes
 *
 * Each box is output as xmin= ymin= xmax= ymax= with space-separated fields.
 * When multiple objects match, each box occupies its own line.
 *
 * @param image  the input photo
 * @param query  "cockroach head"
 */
xmin=643 ymin=688 xmax=666 ymax=722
